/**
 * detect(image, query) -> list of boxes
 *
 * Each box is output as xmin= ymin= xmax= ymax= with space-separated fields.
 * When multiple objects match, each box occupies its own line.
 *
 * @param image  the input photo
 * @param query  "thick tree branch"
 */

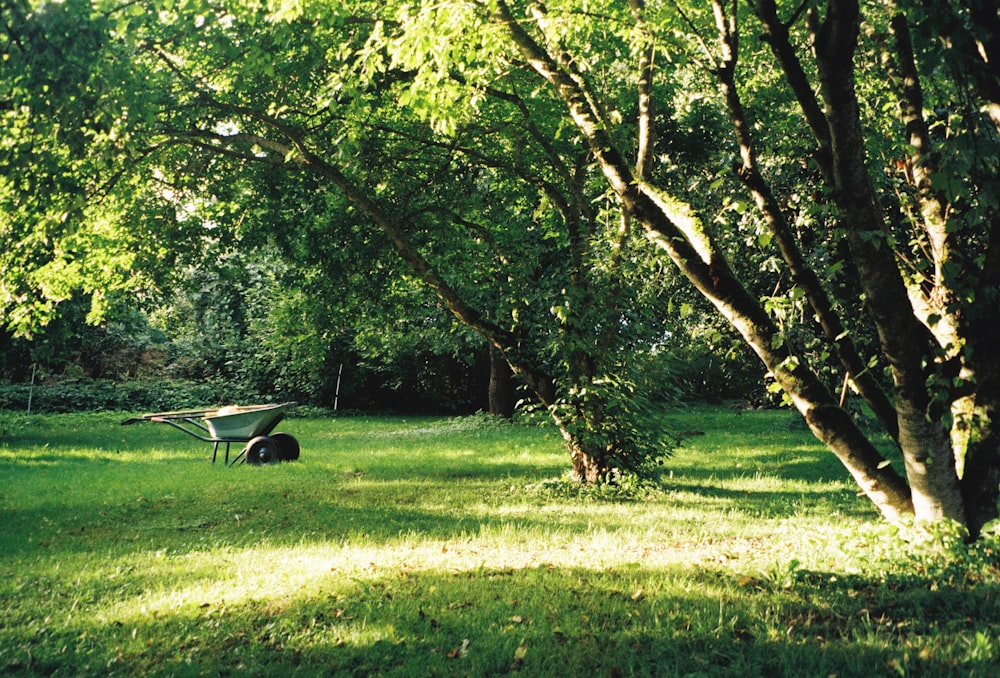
xmin=630 ymin=0 xmax=656 ymax=181
xmin=301 ymin=151 xmax=559 ymax=403
xmin=161 ymin=116 xmax=560 ymax=406
xmin=889 ymin=14 xmax=964 ymax=358
xmin=891 ymin=15 xmax=950 ymax=262
xmin=751 ymin=0 xmax=833 ymax=180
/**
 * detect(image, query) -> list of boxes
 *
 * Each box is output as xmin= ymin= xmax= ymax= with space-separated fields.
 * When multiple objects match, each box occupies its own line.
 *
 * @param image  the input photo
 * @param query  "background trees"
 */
xmin=2 ymin=1 xmax=997 ymax=536
xmin=4 ymin=0 xmax=687 ymax=479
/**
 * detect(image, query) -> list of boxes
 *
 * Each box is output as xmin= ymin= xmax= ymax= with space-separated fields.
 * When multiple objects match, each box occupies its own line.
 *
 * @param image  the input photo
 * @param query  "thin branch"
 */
xmin=784 ymin=0 xmax=811 ymax=28
xmin=750 ymin=0 xmax=833 ymax=180
xmin=630 ymin=0 xmax=656 ymax=181
xmin=667 ymin=0 xmax=720 ymax=72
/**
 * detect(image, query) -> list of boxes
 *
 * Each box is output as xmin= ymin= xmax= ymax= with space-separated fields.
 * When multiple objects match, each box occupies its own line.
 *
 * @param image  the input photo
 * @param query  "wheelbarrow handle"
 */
xmin=120 ymin=409 xmax=216 ymax=425
xmin=121 ymin=415 xmax=172 ymax=425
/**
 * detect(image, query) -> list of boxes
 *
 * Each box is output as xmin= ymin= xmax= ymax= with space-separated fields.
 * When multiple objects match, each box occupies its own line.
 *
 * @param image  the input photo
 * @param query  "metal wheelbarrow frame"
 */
xmin=122 ymin=402 xmax=299 ymax=466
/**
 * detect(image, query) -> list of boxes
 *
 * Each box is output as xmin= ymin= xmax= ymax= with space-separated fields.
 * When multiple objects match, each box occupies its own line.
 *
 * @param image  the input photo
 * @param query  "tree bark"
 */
xmin=488 ymin=344 xmax=516 ymax=419
xmin=959 ymin=239 xmax=1000 ymax=537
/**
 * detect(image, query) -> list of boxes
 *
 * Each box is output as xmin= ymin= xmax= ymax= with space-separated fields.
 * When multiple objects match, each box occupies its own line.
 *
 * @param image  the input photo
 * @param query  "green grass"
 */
xmin=1 ymin=407 xmax=997 ymax=677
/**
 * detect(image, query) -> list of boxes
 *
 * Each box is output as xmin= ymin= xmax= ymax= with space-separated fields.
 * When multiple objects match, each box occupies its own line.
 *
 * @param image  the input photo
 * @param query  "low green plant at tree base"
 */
xmin=1 ymin=407 xmax=997 ymax=677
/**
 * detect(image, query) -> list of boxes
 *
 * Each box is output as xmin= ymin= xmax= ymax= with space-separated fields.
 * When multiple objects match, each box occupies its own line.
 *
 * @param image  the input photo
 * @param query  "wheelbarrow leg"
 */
xmin=228 ymin=443 xmax=247 ymax=466
xmin=212 ymin=442 xmax=220 ymax=464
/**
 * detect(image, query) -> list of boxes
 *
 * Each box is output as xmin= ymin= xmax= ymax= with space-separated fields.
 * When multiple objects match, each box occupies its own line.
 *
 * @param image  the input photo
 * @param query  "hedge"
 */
xmin=0 ymin=379 xmax=253 ymax=414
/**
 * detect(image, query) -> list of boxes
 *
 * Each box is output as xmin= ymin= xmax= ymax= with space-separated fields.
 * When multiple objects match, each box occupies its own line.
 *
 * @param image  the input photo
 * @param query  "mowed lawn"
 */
xmin=0 ymin=407 xmax=997 ymax=677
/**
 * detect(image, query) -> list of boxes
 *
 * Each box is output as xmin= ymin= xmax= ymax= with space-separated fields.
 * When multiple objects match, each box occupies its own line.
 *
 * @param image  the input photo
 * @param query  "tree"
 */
xmin=0 ymin=0 xmax=183 ymax=334
xmin=478 ymin=0 xmax=999 ymax=536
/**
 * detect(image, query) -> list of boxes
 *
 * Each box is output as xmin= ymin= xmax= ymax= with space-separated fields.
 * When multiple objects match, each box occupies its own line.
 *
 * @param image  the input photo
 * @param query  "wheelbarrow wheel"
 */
xmin=271 ymin=432 xmax=299 ymax=461
xmin=246 ymin=436 xmax=281 ymax=465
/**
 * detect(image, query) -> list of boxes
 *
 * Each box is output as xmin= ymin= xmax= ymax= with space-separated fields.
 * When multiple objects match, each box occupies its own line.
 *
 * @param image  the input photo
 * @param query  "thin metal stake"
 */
xmin=334 ymin=363 xmax=343 ymax=411
xmin=28 ymin=363 xmax=37 ymax=415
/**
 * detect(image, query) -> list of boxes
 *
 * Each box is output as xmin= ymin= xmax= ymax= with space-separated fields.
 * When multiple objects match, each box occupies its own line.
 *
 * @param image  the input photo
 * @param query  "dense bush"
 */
xmin=633 ymin=342 xmax=772 ymax=408
xmin=667 ymin=344 xmax=773 ymax=406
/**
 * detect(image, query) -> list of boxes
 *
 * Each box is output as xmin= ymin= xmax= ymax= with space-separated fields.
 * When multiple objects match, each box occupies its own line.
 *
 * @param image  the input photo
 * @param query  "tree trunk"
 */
xmin=962 ymin=432 xmax=1000 ymax=539
xmin=555 ymin=417 xmax=617 ymax=483
xmin=813 ymin=0 xmax=967 ymax=525
xmin=487 ymin=344 xmax=516 ymax=419
xmin=960 ymin=267 xmax=1000 ymax=538
xmin=570 ymin=442 xmax=610 ymax=483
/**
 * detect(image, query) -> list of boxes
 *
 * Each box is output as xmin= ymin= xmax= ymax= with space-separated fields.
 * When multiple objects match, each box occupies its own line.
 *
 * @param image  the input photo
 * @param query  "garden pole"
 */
xmin=335 ymin=363 xmax=343 ymax=411
xmin=27 ymin=363 xmax=36 ymax=415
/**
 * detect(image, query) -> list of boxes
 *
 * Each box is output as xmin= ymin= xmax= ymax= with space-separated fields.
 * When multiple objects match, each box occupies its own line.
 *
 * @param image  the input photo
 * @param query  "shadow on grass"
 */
xmin=5 ymin=562 xmax=996 ymax=677
xmin=661 ymin=479 xmax=871 ymax=519
xmin=1 ymin=480 xmax=643 ymax=559
xmin=668 ymin=444 xmax=849 ymax=482
xmin=2 ymin=450 xmax=867 ymax=562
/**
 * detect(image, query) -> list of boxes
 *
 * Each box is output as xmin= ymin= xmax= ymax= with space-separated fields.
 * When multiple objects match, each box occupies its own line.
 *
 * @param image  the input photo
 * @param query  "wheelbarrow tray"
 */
xmin=203 ymin=404 xmax=292 ymax=439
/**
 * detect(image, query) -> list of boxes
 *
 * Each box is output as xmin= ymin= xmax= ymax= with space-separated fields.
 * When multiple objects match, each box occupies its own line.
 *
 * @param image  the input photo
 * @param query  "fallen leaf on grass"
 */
xmin=513 ymin=642 xmax=528 ymax=665
xmin=447 ymin=639 xmax=470 ymax=659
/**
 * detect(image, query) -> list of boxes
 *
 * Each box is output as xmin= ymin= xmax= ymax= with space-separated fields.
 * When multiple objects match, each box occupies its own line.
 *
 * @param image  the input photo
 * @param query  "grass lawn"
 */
xmin=0 ymin=406 xmax=997 ymax=677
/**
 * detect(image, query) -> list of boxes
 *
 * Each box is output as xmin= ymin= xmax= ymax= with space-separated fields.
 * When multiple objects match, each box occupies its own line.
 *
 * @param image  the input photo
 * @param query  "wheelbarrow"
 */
xmin=122 ymin=402 xmax=299 ymax=466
